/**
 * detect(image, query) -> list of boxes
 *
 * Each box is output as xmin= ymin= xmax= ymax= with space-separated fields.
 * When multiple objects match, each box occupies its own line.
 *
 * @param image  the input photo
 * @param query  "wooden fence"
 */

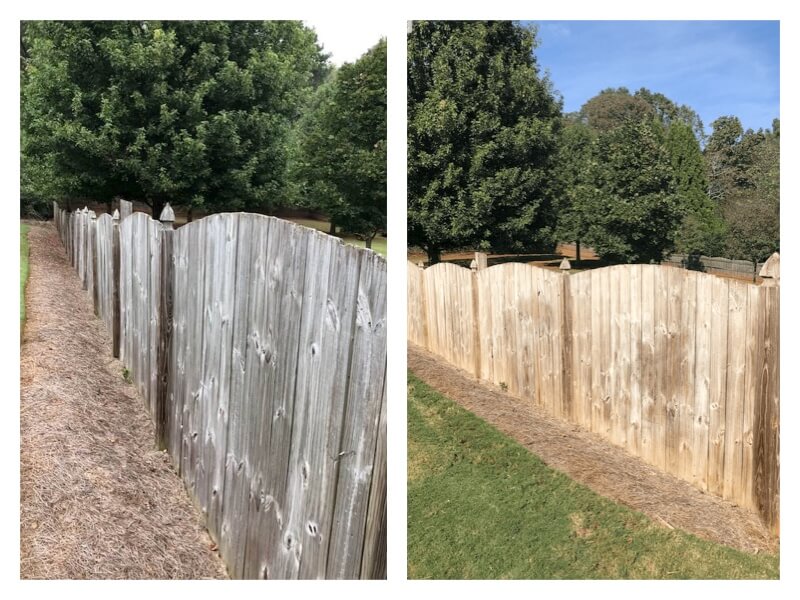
xmin=408 ymin=259 xmax=779 ymax=533
xmin=663 ymin=253 xmax=766 ymax=281
xmin=53 ymin=202 xmax=387 ymax=579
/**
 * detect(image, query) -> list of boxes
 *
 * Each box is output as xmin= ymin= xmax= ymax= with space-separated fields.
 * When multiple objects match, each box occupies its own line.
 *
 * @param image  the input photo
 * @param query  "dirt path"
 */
xmin=409 ymin=345 xmax=778 ymax=555
xmin=20 ymin=223 xmax=227 ymax=579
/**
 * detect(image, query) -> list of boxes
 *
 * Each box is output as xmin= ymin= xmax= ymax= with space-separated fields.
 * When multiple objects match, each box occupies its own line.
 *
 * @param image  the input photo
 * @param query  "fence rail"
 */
xmin=408 ymin=259 xmax=779 ymax=533
xmin=54 ymin=202 xmax=387 ymax=579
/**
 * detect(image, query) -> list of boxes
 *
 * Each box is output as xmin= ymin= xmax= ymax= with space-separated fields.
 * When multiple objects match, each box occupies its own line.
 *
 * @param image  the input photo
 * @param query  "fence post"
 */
xmin=90 ymin=210 xmax=99 ymax=316
xmin=155 ymin=203 xmax=175 ymax=449
xmin=112 ymin=209 xmax=121 ymax=359
xmin=474 ymin=251 xmax=488 ymax=271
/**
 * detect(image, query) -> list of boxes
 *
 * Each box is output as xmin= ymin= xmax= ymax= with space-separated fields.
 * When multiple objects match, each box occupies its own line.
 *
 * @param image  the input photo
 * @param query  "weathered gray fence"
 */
xmin=53 ymin=202 xmax=387 ymax=579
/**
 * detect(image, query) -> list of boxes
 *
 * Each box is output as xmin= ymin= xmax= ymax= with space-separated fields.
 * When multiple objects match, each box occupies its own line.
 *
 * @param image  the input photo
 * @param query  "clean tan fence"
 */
xmin=54 ymin=203 xmax=387 ymax=579
xmin=408 ymin=260 xmax=779 ymax=533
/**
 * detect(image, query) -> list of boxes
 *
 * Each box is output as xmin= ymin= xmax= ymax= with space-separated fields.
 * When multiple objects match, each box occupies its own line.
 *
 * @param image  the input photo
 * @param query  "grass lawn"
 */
xmin=288 ymin=217 xmax=387 ymax=257
xmin=21 ymin=224 xmax=30 ymax=327
xmin=407 ymin=373 xmax=779 ymax=579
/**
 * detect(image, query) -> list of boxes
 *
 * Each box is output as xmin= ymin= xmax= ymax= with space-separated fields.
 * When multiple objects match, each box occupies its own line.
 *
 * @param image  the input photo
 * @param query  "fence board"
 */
xmin=678 ymin=271 xmax=698 ymax=481
xmin=707 ymin=277 xmax=730 ymax=496
xmin=723 ymin=281 xmax=748 ymax=502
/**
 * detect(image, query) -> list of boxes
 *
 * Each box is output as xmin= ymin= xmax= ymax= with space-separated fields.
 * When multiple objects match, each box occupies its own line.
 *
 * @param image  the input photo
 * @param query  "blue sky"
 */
xmin=526 ymin=21 xmax=779 ymax=134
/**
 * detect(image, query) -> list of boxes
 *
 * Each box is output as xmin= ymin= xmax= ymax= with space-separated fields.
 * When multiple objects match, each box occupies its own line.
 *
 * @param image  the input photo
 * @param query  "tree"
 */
xmin=582 ymin=119 xmax=683 ymax=263
xmin=21 ymin=21 xmax=329 ymax=217
xmin=553 ymin=118 xmax=596 ymax=262
xmin=407 ymin=21 xmax=562 ymax=263
xmin=579 ymin=87 xmax=655 ymax=132
xmin=705 ymin=116 xmax=780 ymax=262
xmin=290 ymin=39 xmax=386 ymax=248
xmin=666 ymin=121 xmax=725 ymax=256
xmin=721 ymin=121 xmax=779 ymax=265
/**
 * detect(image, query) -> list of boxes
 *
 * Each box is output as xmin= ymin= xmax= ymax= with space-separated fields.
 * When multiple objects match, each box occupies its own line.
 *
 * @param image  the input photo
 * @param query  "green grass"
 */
xmin=286 ymin=217 xmax=386 ymax=257
xmin=21 ymin=224 xmax=30 ymax=327
xmin=407 ymin=373 xmax=779 ymax=579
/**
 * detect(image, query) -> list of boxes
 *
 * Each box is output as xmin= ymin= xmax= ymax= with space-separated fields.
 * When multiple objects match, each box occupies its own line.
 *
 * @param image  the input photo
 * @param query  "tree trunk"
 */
xmin=329 ymin=220 xmax=336 ymax=235
xmin=427 ymin=246 xmax=441 ymax=265
xmin=106 ymin=198 xmax=113 ymax=213
xmin=576 ymin=239 xmax=581 ymax=263
xmin=187 ymin=207 xmax=193 ymax=223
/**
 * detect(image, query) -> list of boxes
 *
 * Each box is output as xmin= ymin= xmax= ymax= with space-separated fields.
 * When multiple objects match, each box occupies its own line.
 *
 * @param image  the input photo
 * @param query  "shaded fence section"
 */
xmin=663 ymin=253 xmax=766 ymax=281
xmin=408 ymin=260 xmax=779 ymax=533
xmin=53 ymin=202 xmax=387 ymax=578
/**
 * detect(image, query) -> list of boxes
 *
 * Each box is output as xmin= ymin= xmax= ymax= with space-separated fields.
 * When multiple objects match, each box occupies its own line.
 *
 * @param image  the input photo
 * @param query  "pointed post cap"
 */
xmin=112 ymin=209 xmax=120 ymax=221
xmin=159 ymin=203 xmax=175 ymax=228
xmin=559 ymin=257 xmax=572 ymax=270
xmin=759 ymin=252 xmax=780 ymax=285
xmin=83 ymin=206 xmax=89 ymax=213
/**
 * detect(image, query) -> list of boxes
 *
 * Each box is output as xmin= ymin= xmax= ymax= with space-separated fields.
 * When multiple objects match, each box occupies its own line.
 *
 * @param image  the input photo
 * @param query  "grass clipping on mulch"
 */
xmin=408 ymin=344 xmax=778 ymax=558
xmin=20 ymin=223 xmax=226 ymax=579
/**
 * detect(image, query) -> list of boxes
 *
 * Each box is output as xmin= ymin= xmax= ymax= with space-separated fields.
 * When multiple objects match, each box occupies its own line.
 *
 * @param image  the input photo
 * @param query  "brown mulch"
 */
xmin=409 ymin=344 xmax=778 ymax=556
xmin=20 ymin=222 xmax=227 ymax=579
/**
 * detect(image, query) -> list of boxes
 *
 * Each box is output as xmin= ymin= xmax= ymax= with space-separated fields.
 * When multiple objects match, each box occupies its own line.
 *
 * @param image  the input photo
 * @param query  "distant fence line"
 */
xmin=663 ymin=253 xmax=766 ymax=280
xmin=54 ymin=202 xmax=387 ymax=579
xmin=408 ymin=259 xmax=779 ymax=533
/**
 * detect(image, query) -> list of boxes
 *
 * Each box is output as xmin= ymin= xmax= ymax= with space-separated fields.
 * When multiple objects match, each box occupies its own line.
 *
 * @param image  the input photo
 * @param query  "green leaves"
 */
xmin=289 ymin=39 xmax=386 ymax=246
xmin=21 ymin=20 xmax=327 ymax=215
xmin=408 ymin=21 xmax=562 ymax=262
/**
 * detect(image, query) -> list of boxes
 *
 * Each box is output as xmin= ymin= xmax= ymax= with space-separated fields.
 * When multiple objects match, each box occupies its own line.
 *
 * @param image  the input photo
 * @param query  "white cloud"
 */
xmin=304 ymin=18 xmax=386 ymax=66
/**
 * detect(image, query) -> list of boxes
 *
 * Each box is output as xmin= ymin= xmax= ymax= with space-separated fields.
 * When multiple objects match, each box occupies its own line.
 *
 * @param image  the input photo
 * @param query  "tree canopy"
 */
xmin=407 ymin=21 xmax=562 ymax=263
xmin=21 ymin=20 xmax=329 ymax=217
xmin=290 ymin=39 xmax=386 ymax=247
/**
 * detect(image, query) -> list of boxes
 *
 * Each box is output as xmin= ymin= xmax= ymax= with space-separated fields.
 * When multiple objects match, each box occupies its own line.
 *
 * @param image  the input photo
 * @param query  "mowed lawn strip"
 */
xmin=21 ymin=223 xmax=30 ymax=326
xmin=407 ymin=373 xmax=778 ymax=579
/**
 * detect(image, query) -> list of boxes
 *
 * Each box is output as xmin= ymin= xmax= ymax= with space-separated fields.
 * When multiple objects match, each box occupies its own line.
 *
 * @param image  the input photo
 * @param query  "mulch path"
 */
xmin=409 ymin=344 xmax=778 ymax=555
xmin=20 ymin=222 xmax=227 ymax=579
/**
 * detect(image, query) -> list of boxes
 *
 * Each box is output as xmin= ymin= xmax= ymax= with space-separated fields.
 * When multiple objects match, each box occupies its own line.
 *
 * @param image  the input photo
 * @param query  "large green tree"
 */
xmin=407 ymin=21 xmax=562 ymax=263
xmin=553 ymin=117 xmax=596 ymax=262
xmin=583 ymin=119 xmax=683 ymax=263
xmin=666 ymin=121 xmax=726 ymax=256
xmin=21 ymin=20 xmax=328 ymax=217
xmin=290 ymin=39 xmax=386 ymax=248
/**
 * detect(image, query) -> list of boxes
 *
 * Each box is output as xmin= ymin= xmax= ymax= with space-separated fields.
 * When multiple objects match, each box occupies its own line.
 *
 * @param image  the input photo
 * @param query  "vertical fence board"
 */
xmin=692 ymin=274 xmax=712 ymax=490
xmin=640 ymin=266 xmax=657 ymax=465
xmin=707 ymin=277 xmax=730 ymax=496
xmin=678 ymin=272 xmax=698 ymax=481
xmin=628 ymin=265 xmax=642 ymax=457
xmin=723 ymin=281 xmax=748 ymax=502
